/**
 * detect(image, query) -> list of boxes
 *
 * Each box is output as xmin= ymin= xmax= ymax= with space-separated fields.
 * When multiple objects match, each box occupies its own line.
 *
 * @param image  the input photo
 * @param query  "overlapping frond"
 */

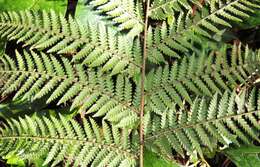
xmin=144 ymin=89 xmax=260 ymax=158
xmin=149 ymin=0 xmax=201 ymax=20
xmin=0 ymin=51 xmax=139 ymax=127
xmin=145 ymin=44 xmax=260 ymax=113
xmin=0 ymin=114 xmax=137 ymax=167
xmin=149 ymin=0 xmax=260 ymax=20
xmin=147 ymin=0 xmax=260 ymax=63
xmin=88 ymin=0 xmax=144 ymax=37
xmin=0 ymin=0 xmax=260 ymax=165
xmin=0 ymin=10 xmax=141 ymax=75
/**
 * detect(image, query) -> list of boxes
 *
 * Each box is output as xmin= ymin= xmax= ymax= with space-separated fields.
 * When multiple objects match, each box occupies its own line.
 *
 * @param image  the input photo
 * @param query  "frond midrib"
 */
xmin=0 ymin=22 xmax=141 ymax=68
xmin=0 ymin=135 xmax=138 ymax=159
xmin=145 ymin=109 xmax=260 ymax=141
xmin=151 ymin=0 xmax=242 ymax=50
xmin=145 ymin=61 xmax=252 ymax=97
xmin=0 ymin=69 xmax=139 ymax=114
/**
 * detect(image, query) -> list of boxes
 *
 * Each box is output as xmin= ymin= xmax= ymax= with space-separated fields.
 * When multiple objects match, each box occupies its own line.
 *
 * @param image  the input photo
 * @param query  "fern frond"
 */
xmin=88 ymin=0 xmax=144 ymax=37
xmin=145 ymin=89 xmax=260 ymax=158
xmin=0 ymin=10 xmax=141 ymax=75
xmin=149 ymin=0 xmax=201 ymax=20
xmin=145 ymin=44 xmax=260 ymax=113
xmin=147 ymin=0 xmax=260 ymax=63
xmin=0 ymin=51 xmax=139 ymax=127
xmin=0 ymin=114 xmax=137 ymax=167
xmin=149 ymin=0 xmax=260 ymax=20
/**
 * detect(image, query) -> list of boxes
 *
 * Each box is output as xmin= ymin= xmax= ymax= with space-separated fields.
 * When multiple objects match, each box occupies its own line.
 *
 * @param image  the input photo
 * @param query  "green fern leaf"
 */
xmin=145 ymin=44 xmax=260 ymax=112
xmin=0 ymin=114 xmax=137 ymax=167
xmin=149 ymin=0 xmax=200 ymax=20
xmin=145 ymin=89 xmax=260 ymax=158
xmin=0 ymin=51 xmax=139 ymax=127
xmin=88 ymin=0 xmax=144 ymax=38
xmin=147 ymin=0 xmax=260 ymax=63
xmin=0 ymin=10 xmax=141 ymax=75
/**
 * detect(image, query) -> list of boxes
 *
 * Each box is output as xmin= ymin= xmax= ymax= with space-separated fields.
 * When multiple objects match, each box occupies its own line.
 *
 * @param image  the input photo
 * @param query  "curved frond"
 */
xmin=145 ymin=44 xmax=260 ymax=113
xmin=149 ymin=0 xmax=200 ymax=20
xmin=149 ymin=0 xmax=260 ymax=20
xmin=145 ymin=89 xmax=260 ymax=158
xmin=147 ymin=0 xmax=260 ymax=63
xmin=0 ymin=114 xmax=137 ymax=167
xmin=88 ymin=0 xmax=144 ymax=37
xmin=0 ymin=51 xmax=139 ymax=127
xmin=0 ymin=10 xmax=142 ymax=75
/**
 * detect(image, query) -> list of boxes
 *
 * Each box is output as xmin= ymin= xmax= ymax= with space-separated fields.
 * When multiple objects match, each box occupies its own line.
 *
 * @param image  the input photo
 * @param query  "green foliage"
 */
xmin=147 ymin=0 xmax=260 ymax=63
xmin=150 ymin=0 xmax=260 ymax=21
xmin=0 ymin=99 xmax=48 ymax=118
xmin=1 ymin=44 xmax=259 ymax=128
xmin=0 ymin=0 xmax=67 ymax=12
xmin=87 ymin=0 xmax=144 ymax=37
xmin=0 ymin=0 xmax=259 ymax=166
xmin=3 ymin=154 xmax=25 ymax=167
xmin=144 ymin=149 xmax=180 ymax=167
xmin=224 ymin=146 xmax=260 ymax=167
xmin=0 ymin=51 xmax=139 ymax=127
xmin=145 ymin=44 xmax=260 ymax=112
xmin=236 ymin=9 xmax=260 ymax=29
xmin=144 ymin=89 xmax=260 ymax=158
xmin=0 ymin=114 xmax=137 ymax=167
xmin=0 ymin=10 xmax=141 ymax=75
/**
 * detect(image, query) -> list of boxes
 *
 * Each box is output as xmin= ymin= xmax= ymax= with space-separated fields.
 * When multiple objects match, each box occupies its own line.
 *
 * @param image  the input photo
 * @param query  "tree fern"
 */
xmin=149 ymin=0 xmax=201 ymax=20
xmin=1 ymin=45 xmax=259 ymax=127
xmin=0 ymin=89 xmax=259 ymax=165
xmin=144 ymin=89 xmax=260 ymax=158
xmin=0 ymin=0 xmax=259 ymax=166
xmin=149 ymin=0 xmax=260 ymax=20
xmin=0 ymin=114 xmax=138 ymax=167
xmin=0 ymin=10 xmax=141 ymax=75
xmin=87 ymin=0 xmax=144 ymax=37
xmin=0 ymin=51 xmax=139 ymax=127
xmin=145 ymin=44 xmax=260 ymax=113
xmin=147 ymin=0 xmax=260 ymax=63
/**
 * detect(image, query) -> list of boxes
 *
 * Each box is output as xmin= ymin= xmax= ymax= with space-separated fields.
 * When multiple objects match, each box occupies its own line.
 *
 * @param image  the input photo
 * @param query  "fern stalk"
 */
xmin=140 ymin=0 xmax=151 ymax=166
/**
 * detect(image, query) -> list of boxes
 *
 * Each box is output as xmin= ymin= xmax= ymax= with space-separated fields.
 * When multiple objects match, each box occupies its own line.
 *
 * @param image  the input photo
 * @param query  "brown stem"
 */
xmin=65 ymin=0 xmax=78 ymax=18
xmin=139 ymin=0 xmax=151 ymax=166
xmin=192 ymin=0 xmax=205 ymax=16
